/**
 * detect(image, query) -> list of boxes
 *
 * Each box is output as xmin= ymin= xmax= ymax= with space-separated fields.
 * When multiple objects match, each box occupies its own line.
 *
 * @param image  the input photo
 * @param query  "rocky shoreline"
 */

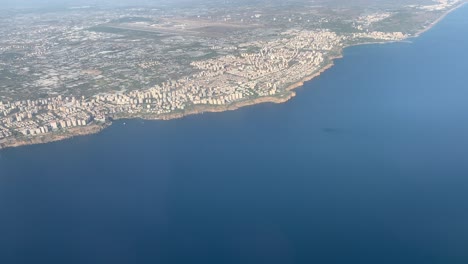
xmin=0 ymin=3 xmax=463 ymax=150
xmin=140 ymin=56 xmax=342 ymax=121
xmin=0 ymin=54 xmax=343 ymax=150
xmin=0 ymin=123 xmax=110 ymax=149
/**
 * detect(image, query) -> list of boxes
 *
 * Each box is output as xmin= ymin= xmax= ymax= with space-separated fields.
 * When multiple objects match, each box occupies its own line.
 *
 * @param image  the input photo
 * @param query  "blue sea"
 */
xmin=1 ymin=6 xmax=468 ymax=264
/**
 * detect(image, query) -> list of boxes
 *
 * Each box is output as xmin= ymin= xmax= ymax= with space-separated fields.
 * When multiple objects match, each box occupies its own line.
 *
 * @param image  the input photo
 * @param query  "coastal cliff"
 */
xmin=0 ymin=2 xmax=465 ymax=150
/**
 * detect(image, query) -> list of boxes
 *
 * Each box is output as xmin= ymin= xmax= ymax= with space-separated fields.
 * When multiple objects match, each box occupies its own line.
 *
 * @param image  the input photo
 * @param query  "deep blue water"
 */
xmin=1 ymin=6 xmax=468 ymax=264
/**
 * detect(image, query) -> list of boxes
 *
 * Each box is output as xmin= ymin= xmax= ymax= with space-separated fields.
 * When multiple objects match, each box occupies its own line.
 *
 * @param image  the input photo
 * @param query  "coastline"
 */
xmin=0 ymin=123 xmax=110 ymax=149
xmin=0 ymin=54 xmax=343 ymax=150
xmin=0 ymin=3 xmax=464 ymax=150
xmin=143 ymin=55 xmax=342 ymax=122
xmin=413 ymin=1 xmax=467 ymax=38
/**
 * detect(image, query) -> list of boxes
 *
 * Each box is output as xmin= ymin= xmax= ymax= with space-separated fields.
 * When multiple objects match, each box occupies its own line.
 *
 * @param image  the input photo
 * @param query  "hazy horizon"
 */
xmin=0 ymin=0 xmax=214 ymax=9
xmin=0 ymin=0 xmax=442 ymax=10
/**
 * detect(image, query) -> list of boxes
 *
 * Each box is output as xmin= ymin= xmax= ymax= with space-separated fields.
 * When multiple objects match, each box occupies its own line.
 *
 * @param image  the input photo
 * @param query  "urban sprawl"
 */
xmin=0 ymin=0 xmax=463 ymax=147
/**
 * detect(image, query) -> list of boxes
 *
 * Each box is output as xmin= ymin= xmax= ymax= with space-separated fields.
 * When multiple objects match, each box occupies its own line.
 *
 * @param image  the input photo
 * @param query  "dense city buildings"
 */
xmin=0 ymin=0 xmax=464 ymax=148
